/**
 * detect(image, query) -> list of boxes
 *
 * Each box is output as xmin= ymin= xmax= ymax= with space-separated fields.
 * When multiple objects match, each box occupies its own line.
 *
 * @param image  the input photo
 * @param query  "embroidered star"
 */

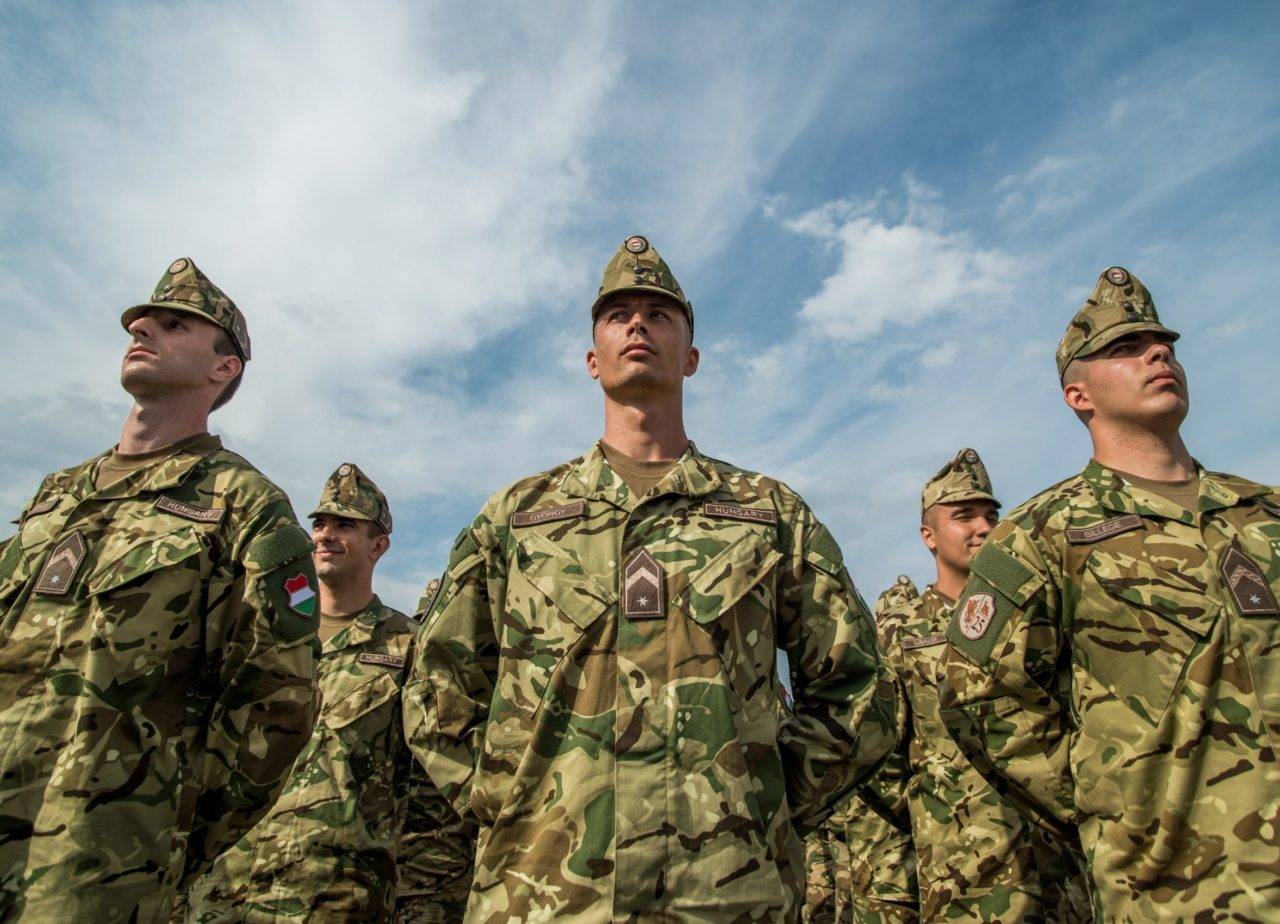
xmin=1250 ymin=594 xmax=1262 ymax=604
xmin=50 ymin=575 xmax=61 ymax=584
xmin=637 ymin=596 xmax=648 ymax=606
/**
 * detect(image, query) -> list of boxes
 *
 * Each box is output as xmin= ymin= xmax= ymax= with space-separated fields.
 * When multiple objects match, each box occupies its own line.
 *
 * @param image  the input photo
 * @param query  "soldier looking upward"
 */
xmin=0 ymin=258 xmax=319 ymax=920
xmin=186 ymin=464 xmax=473 ymax=921
xmin=942 ymin=267 xmax=1280 ymax=920
xmin=405 ymin=234 xmax=897 ymax=921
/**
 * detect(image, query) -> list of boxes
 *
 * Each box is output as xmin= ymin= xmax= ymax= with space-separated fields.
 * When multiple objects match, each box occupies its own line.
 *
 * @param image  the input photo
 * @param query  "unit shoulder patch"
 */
xmin=958 ymin=593 xmax=996 ymax=640
xmin=511 ymin=501 xmax=586 ymax=528
xmin=1221 ymin=545 xmax=1279 ymax=616
xmin=156 ymin=495 xmax=226 ymax=523
xmin=1066 ymin=513 xmax=1143 ymax=545
xmin=703 ymin=502 xmax=777 ymax=525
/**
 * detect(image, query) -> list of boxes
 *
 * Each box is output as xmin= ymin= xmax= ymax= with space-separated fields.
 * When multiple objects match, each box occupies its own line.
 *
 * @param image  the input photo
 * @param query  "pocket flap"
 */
xmin=87 ymin=525 xmax=203 ymax=595
xmin=323 ymin=669 xmax=400 ymax=729
xmin=1086 ymin=549 xmax=1219 ymax=639
xmin=515 ymin=532 xmax=613 ymax=631
xmin=678 ymin=532 xmax=783 ymax=625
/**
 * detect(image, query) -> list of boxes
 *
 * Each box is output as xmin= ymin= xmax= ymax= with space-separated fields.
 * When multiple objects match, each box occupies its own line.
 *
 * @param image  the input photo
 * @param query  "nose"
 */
xmin=973 ymin=519 xmax=994 ymax=540
xmin=626 ymin=311 xmax=649 ymax=336
xmin=127 ymin=315 xmax=154 ymax=340
xmin=1147 ymin=339 xmax=1173 ymax=364
xmin=312 ymin=521 xmax=333 ymax=541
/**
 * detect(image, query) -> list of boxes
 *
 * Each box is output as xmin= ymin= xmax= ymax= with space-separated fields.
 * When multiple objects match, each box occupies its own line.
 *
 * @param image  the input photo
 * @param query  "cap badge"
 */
xmin=624 ymin=235 xmax=649 ymax=255
xmin=1105 ymin=267 xmax=1130 ymax=286
xmin=337 ymin=464 xmax=353 ymax=477
xmin=168 ymin=258 xmax=189 ymax=274
xmin=897 ymin=575 xmax=911 ymax=585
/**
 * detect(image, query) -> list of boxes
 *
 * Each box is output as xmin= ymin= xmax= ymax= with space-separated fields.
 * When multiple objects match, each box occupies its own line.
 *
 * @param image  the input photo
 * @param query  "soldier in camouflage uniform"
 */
xmin=942 ymin=266 xmax=1280 ymax=920
xmin=875 ymin=576 xmax=919 ymax=618
xmin=878 ymin=450 xmax=1087 ymax=921
xmin=187 ymin=464 xmax=472 ymax=922
xmin=0 ymin=258 xmax=319 ymax=921
xmin=405 ymin=235 xmax=897 ymax=922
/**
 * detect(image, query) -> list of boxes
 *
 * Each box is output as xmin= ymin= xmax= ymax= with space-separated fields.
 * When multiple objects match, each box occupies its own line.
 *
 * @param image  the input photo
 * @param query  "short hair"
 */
xmin=1062 ymin=357 xmax=1087 ymax=386
xmin=211 ymin=329 xmax=244 ymax=410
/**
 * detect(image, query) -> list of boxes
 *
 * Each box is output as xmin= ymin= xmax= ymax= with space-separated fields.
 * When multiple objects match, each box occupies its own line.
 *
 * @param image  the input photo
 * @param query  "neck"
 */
xmin=318 ymin=578 xmax=375 ymax=619
xmin=601 ymin=391 xmax=688 ymax=461
xmin=118 ymin=397 xmax=211 ymax=454
xmin=1088 ymin=418 xmax=1194 ymax=480
xmin=933 ymin=562 xmax=968 ymax=602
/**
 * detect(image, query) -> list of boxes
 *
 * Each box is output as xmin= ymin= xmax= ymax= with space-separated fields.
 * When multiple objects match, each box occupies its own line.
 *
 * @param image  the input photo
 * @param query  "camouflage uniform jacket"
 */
xmin=883 ymin=586 xmax=1087 ymax=921
xmin=0 ymin=436 xmax=319 ymax=922
xmin=404 ymin=441 xmax=897 ymax=922
xmin=188 ymin=597 xmax=472 ymax=921
xmin=942 ymin=461 xmax=1280 ymax=921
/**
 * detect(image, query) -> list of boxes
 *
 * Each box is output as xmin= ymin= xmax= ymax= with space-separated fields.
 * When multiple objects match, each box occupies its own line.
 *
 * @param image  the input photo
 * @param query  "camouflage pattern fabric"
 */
xmin=942 ymin=461 xmax=1280 ymax=920
xmin=1055 ymin=266 xmax=1177 ymax=380
xmin=919 ymin=449 xmax=998 ymax=515
xmin=883 ymin=586 xmax=1087 ymax=921
xmin=186 ymin=596 xmax=472 ymax=922
xmin=590 ymin=235 xmax=694 ymax=334
xmin=310 ymin=461 xmax=394 ymax=534
xmin=875 ymin=576 xmax=919 ymax=618
xmin=404 ymin=441 xmax=897 ymax=921
xmin=0 ymin=435 xmax=319 ymax=921
xmin=121 ymin=257 xmax=252 ymax=360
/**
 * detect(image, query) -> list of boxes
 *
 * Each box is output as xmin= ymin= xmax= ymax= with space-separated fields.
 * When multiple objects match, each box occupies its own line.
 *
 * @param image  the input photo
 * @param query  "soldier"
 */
xmin=404 ymin=235 xmax=897 ymax=921
xmin=875 ymin=575 xmax=919 ymax=618
xmin=186 ymin=464 xmax=473 ymax=922
xmin=0 ymin=258 xmax=319 ymax=920
xmin=941 ymin=267 xmax=1280 ymax=920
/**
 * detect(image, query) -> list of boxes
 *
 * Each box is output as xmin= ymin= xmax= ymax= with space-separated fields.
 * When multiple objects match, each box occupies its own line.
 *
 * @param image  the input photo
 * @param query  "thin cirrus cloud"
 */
xmin=1 ymin=3 xmax=1277 ymax=613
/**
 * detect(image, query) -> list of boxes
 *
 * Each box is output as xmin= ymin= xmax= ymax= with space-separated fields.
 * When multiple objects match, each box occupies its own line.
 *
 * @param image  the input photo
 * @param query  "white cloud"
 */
xmin=783 ymin=181 xmax=1012 ymax=343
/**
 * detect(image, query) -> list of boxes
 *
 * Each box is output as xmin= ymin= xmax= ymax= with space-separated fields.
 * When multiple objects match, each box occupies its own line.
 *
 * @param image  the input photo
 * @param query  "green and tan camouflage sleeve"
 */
xmin=180 ymin=500 xmax=321 ymax=882
xmin=940 ymin=524 xmax=1076 ymax=835
xmin=777 ymin=506 xmax=898 ymax=836
xmin=403 ymin=516 xmax=502 ymax=819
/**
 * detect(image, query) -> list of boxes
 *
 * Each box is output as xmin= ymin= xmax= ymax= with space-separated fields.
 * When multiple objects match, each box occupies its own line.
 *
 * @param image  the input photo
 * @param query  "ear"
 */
xmin=683 ymin=345 xmax=700 ymax=378
xmin=586 ymin=347 xmax=601 ymax=381
xmin=920 ymin=521 xmax=937 ymax=553
xmin=1063 ymin=379 xmax=1092 ymax=414
xmin=209 ymin=353 xmax=242 ymax=386
xmin=370 ymin=533 xmax=390 ymax=562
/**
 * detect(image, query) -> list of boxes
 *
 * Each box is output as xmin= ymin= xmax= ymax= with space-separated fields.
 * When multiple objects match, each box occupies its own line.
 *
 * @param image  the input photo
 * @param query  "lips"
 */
xmin=622 ymin=343 xmax=655 ymax=357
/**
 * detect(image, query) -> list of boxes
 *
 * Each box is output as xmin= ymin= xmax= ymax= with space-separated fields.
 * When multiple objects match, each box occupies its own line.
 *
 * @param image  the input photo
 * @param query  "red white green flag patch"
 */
xmin=285 ymin=574 xmax=317 ymax=616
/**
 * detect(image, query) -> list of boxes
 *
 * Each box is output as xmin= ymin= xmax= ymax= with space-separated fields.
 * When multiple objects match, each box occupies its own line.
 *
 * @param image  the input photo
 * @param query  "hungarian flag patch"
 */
xmin=284 ymin=573 xmax=317 ymax=616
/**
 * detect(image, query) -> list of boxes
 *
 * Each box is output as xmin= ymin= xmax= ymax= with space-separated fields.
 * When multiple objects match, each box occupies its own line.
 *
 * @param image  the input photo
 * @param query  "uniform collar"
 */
xmin=86 ymin=434 xmax=224 ymax=500
xmin=1081 ymin=458 xmax=1269 ymax=522
xmin=325 ymin=595 xmax=383 ymax=653
xmin=561 ymin=440 xmax=723 ymax=508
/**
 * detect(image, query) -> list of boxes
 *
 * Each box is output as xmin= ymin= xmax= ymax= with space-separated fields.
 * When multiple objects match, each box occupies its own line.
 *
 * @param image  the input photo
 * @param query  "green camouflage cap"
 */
xmin=121 ymin=258 xmax=252 ymax=361
xmin=590 ymin=235 xmax=694 ymax=336
xmin=1055 ymin=266 xmax=1178 ymax=381
xmin=874 ymin=574 xmax=920 ymax=617
xmin=921 ymin=448 xmax=1000 ymax=514
xmin=309 ymin=463 xmax=393 ymax=534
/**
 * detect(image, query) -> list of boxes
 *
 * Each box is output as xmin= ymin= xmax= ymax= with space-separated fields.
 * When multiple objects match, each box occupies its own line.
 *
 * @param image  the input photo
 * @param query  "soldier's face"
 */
xmin=311 ymin=515 xmax=387 ymax=584
xmin=587 ymin=293 xmax=698 ymax=398
xmin=1066 ymin=332 xmax=1188 ymax=429
xmin=121 ymin=308 xmax=237 ymax=401
xmin=921 ymin=500 xmax=998 ymax=573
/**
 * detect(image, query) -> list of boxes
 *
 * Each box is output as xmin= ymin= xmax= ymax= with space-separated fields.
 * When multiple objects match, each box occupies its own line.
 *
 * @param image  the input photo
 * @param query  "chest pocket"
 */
xmin=1080 ymin=547 xmax=1219 ymax=726
xmin=503 ymin=531 xmax=612 ymax=719
xmin=86 ymin=525 xmax=206 ymax=684
xmin=675 ymin=529 xmax=783 ymax=721
xmin=323 ymin=667 xmax=402 ymax=755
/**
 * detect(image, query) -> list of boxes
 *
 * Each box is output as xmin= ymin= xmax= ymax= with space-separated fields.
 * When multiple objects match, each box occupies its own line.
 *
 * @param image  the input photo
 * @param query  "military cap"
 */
xmin=310 ymin=463 xmax=393 ymax=534
xmin=1055 ymin=266 xmax=1178 ymax=381
xmin=121 ymin=258 xmax=252 ymax=361
xmin=590 ymin=235 xmax=694 ymax=336
xmin=921 ymin=448 xmax=1000 ymax=514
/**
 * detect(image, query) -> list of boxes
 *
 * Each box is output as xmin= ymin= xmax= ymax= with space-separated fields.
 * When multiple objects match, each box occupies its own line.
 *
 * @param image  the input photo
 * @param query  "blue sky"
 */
xmin=1 ymin=2 xmax=1278 ymax=613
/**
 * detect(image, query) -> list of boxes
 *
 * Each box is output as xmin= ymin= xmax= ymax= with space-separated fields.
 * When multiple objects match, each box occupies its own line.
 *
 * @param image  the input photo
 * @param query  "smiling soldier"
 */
xmin=404 ymin=235 xmax=897 ymax=922
xmin=0 ymin=258 xmax=319 ymax=921
xmin=941 ymin=267 xmax=1280 ymax=920
xmin=187 ymin=464 xmax=473 ymax=922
